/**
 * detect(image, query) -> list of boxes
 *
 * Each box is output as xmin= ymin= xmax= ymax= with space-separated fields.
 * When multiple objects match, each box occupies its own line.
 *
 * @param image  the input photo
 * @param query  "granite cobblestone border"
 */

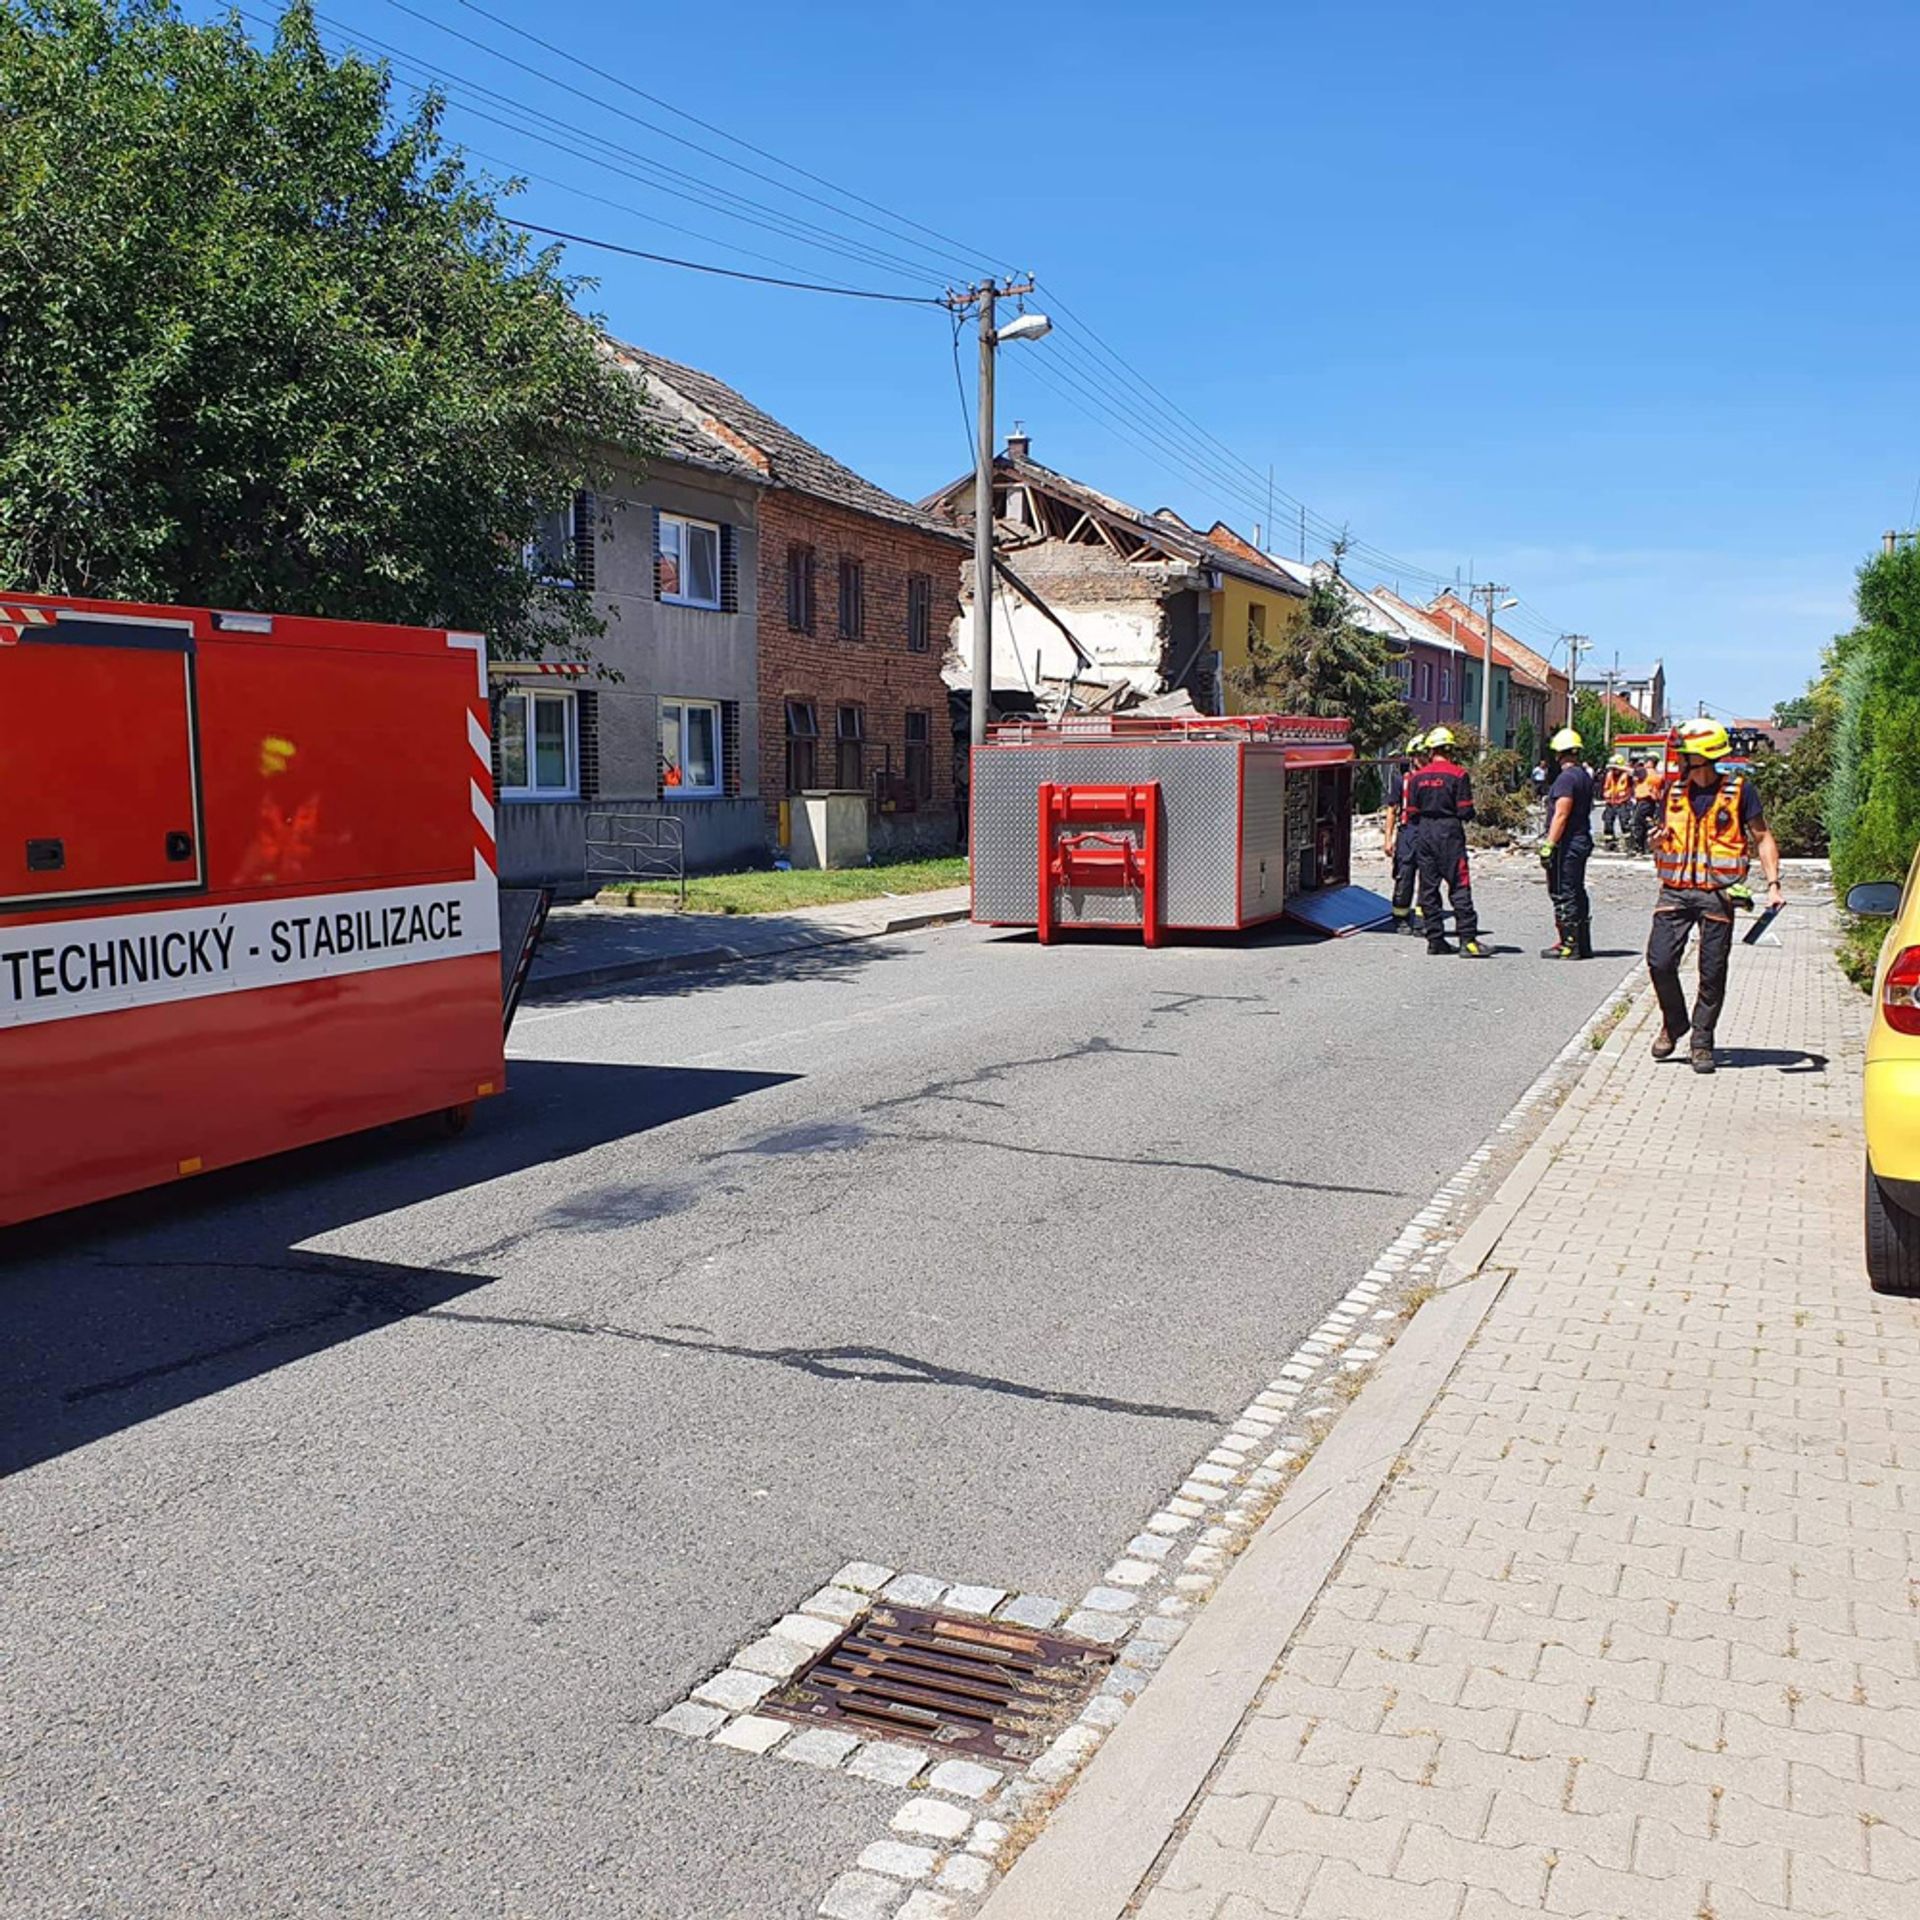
xmin=653 ymin=963 xmax=1648 ymax=1919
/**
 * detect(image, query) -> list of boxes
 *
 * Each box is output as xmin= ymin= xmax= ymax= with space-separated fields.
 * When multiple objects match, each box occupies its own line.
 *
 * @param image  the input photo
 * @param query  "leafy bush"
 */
xmin=1830 ymin=545 xmax=1920 ymax=895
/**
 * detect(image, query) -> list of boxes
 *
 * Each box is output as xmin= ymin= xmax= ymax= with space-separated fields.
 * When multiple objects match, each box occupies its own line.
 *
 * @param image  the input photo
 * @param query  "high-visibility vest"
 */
xmin=1633 ymin=766 xmax=1663 ymax=802
xmin=1603 ymin=770 xmax=1630 ymax=806
xmin=1654 ymin=775 xmax=1752 ymax=891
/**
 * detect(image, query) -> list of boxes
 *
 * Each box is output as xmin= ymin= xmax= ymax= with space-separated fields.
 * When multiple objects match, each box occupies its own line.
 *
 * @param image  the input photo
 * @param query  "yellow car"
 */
xmin=1852 ymin=847 xmax=1920 ymax=1293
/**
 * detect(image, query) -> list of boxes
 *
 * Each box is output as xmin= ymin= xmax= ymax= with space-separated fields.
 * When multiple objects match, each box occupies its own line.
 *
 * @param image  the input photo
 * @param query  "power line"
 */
xmin=377 ymin=0 xmax=979 ymax=287
xmin=505 ymin=220 xmax=943 ymax=303
xmin=443 ymin=0 xmax=1008 ymax=282
xmin=280 ymin=3 xmax=1589 ymax=644
xmin=337 ymin=2 xmax=953 ymax=287
xmin=243 ymin=5 xmax=942 ymax=292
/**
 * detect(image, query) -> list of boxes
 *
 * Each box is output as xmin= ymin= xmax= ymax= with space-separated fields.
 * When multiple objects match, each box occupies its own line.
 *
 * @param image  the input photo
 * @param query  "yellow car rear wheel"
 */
xmin=1867 ymin=1158 xmax=1920 ymax=1295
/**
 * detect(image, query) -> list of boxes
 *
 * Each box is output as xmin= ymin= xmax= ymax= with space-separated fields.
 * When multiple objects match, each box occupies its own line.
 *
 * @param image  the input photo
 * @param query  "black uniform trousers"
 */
xmin=1547 ymin=833 xmax=1594 ymax=953
xmin=1647 ymin=886 xmax=1734 ymax=1049
xmin=1414 ymin=818 xmax=1479 ymax=944
xmin=1391 ymin=828 xmax=1419 ymax=915
xmin=1630 ymin=798 xmax=1658 ymax=853
xmin=1602 ymin=802 xmax=1631 ymax=846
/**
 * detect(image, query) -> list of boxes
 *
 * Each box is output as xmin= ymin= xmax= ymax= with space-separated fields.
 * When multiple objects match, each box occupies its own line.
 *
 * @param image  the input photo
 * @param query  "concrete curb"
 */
xmin=519 ymin=901 xmax=970 ymax=1001
xmin=976 ymin=973 xmax=1660 ymax=1920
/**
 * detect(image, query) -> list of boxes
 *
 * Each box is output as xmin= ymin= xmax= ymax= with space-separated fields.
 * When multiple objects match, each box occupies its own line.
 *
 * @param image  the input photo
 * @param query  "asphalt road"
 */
xmin=2 ymin=856 xmax=1652 ymax=1919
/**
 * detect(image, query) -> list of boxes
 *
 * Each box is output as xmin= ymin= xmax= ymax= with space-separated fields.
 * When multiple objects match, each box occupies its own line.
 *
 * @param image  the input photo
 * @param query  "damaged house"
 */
xmin=922 ymin=431 xmax=1308 ymax=716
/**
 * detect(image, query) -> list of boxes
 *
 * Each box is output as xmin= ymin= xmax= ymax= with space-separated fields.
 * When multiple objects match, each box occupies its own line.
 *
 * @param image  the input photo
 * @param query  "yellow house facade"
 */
xmin=1213 ymin=571 xmax=1310 ymax=713
xmin=1199 ymin=522 xmax=1311 ymax=713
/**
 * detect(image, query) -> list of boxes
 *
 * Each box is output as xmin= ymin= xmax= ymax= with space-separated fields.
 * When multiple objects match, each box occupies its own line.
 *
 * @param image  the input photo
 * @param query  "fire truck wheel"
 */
xmin=439 ymin=1103 xmax=474 ymax=1137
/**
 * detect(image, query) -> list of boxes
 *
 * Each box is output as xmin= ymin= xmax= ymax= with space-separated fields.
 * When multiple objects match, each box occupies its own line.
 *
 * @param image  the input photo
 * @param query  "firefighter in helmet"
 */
xmin=1402 ymin=726 xmax=1489 ymax=959
xmin=1385 ymin=731 xmax=1428 ymax=936
xmin=1600 ymin=753 xmax=1633 ymax=851
xmin=1646 ymin=718 xmax=1785 ymax=1072
xmin=1629 ymin=751 xmax=1664 ymax=855
xmin=1539 ymin=726 xmax=1595 ymax=959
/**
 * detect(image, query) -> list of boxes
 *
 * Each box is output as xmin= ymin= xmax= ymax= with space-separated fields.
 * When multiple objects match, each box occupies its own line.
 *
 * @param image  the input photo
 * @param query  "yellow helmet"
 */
xmin=1675 ymin=718 xmax=1731 ymax=761
xmin=1424 ymin=725 xmax=1456 ymax=749
xmin=1549 ymin=726 xmax=1583 ymax=753
xmin=1608 ymin=752 xmax=1628 ymax=768
xmin=1406 ymin=734 xmax=1426 ymax=756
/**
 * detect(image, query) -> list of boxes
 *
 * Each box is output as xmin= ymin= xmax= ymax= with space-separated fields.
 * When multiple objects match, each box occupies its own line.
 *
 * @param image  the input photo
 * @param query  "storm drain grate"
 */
xmin=765 ymin=1606 xmax=1116 ymax=1762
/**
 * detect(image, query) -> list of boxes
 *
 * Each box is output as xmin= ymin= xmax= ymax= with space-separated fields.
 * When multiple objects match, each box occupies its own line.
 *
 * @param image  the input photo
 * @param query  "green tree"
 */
xmin=1227 ymin=571 xmax=1411 ymax=761
xmin=1772 ymin=692 xmax=1816 ymax=729
xmin=0 ymin=0 xmax=651 ymax=656
xmin=1569 ymin=687 xmax=1624 ymax=763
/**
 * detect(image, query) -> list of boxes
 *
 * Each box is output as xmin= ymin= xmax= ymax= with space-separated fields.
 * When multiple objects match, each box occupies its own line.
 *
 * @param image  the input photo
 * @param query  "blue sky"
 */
xmin=237 ymin=0 xmax=1917 ymax=715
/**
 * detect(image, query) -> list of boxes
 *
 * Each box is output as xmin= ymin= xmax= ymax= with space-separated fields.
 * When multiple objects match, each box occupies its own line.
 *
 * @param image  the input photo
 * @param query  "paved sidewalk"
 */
xmin=1120 ymin=907 xmax=1901 ymax=1917
xmin=523 ymin=883 xmax=971 ymax=997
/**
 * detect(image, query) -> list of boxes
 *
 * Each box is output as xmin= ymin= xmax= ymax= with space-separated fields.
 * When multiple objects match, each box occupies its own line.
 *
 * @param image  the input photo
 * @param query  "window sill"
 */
xmin=661 ymin=788 xmax=724 ymax=801
xmin=661 ymin=595 xmax=726 ymax=612
xmin=501 ymin=788 xmax=581 ymax=803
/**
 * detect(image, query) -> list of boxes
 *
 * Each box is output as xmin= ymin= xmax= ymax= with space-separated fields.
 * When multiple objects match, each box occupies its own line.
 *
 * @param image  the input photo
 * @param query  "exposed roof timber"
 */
xmin=992 ymin=556 xmax=1095 ymax=670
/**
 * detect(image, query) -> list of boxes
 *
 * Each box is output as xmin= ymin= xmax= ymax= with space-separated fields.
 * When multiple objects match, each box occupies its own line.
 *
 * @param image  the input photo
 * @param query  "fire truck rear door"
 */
xmin=1 ymin=611 xmax=205 ymax=908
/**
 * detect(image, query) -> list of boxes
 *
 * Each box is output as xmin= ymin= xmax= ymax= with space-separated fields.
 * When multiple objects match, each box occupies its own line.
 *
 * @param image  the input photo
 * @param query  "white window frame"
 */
xmin=660 ymin=697 xmax=724 ymax=797
xmin=659 ymin=513 xmax=723 ymax=610
xmin=498 ymin=688 xmax=579 ymax=800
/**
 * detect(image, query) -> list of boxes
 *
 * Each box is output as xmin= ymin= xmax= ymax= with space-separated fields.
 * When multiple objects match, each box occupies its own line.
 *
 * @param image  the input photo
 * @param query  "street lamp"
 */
xmin=965 ymin=285 xmax=1051 ymax=747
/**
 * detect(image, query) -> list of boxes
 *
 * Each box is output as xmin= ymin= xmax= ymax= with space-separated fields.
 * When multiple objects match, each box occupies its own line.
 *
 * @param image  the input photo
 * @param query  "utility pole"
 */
xmin=1472 ymin=581 xmax=1509 ymax=748
xmin=1603 ymin=655 xmax=1618 ymax=754
xmin=1561 ymin=635 xmax=1589 ymax=733
xmin=1298 ymin=504 xmax=1306 ymax=563
xmin=943 ymin=276 xmax=1042 ymax=747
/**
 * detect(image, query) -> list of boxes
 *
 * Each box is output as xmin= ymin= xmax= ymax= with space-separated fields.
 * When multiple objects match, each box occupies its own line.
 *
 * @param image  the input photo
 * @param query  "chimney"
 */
xmin=1888 ymin=530 xmax=1899 ymax=556
xmin=1006 ymin=422 xmax=1030 ymax=461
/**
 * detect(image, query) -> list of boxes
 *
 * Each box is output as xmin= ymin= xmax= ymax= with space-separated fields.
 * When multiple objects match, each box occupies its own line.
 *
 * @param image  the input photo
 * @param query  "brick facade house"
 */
xmin=756 ymin=489 xmax=963 ymax=855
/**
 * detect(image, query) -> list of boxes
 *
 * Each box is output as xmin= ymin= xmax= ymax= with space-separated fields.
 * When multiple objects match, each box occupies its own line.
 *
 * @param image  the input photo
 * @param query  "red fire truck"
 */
xmin=1 ymin=593 xmax=514 ymax=1228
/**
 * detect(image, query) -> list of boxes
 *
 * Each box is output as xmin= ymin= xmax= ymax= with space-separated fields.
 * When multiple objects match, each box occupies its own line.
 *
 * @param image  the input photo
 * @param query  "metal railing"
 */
xmin=584 ymin=809 xmax=686 ymax=908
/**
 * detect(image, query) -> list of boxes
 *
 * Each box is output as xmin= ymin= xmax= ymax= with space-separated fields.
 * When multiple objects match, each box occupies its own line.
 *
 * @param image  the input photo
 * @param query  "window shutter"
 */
xmin=720 ymin=524 xmax=739 ymax=613
xmin=907 ymin=573 xmax=929 ymax=651
xmin=651 ymin=508 xmax=664 ymax=601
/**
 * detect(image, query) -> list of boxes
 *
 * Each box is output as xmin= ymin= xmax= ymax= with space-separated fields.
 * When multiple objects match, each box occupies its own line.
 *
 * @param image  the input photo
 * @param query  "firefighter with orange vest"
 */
xmin=1647 ymin=718 xmax=1785 ymax=1072
xmin=1628 ymin=752 xmax=1664 ymax=855
xmin=1599 ymin=754 xmax=1633 ymax=850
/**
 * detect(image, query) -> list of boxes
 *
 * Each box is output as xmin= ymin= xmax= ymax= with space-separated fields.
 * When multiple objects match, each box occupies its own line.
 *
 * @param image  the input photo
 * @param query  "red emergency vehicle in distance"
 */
xmin=1 ymin=593 xmax=506 ymax=1228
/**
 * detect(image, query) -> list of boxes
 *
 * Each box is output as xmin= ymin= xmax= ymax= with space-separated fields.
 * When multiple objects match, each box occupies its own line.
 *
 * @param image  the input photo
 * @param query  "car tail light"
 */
xmin=1887 ymin=946 xmax=1920 ymax=1036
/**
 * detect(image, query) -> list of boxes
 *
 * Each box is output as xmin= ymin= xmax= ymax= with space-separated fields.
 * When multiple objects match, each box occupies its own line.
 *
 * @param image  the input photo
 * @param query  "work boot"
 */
xmin=1651 ymin=1030 xmax=1677 ymax=1061
xmin=1691 ymin=1046 xmax=1717 ymax=1074
xmin=1540 ymin=941 xmax=1576 ymax=959
xmin=1390 ymin=909 xmax=1412 ymax=935
xmin=1427 ymin=939 xmax=1458 ymax=956
xmin=1575 ymin=923 xmax=1594 ymax=960
xmin=1458 ymin=939 xmax=1491 ymax=959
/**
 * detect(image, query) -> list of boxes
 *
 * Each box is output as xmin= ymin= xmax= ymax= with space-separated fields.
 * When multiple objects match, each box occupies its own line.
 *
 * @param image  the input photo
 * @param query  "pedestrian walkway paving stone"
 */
xmin=1137 ymin=908 xmax=1906 ymax=1918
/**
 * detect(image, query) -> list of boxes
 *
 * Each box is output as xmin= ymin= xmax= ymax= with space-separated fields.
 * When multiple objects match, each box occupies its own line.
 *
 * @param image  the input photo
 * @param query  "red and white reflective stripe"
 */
xmin=0 ymin=602 xmax=55 ymax=646
xmin=446 ymin=632 xmax=497 ymax=876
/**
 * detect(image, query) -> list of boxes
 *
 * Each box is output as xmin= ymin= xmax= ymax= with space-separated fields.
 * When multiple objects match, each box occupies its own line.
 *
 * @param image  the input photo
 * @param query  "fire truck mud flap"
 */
xmin=1283 ymin=883 xmax=1396 ymax=937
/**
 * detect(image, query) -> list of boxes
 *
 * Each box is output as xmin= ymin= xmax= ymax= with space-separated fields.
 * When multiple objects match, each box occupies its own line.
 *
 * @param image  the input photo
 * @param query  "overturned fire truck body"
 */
xmin=970 ymin=714 xmax=1371 ymax=943
xmin=1 ymin=593 xmax=517 ymax=1228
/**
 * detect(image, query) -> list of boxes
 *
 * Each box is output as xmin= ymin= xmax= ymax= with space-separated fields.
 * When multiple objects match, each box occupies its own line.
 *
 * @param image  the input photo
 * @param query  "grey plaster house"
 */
xmin=493 ymin=344 xmax=771 ymax=886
